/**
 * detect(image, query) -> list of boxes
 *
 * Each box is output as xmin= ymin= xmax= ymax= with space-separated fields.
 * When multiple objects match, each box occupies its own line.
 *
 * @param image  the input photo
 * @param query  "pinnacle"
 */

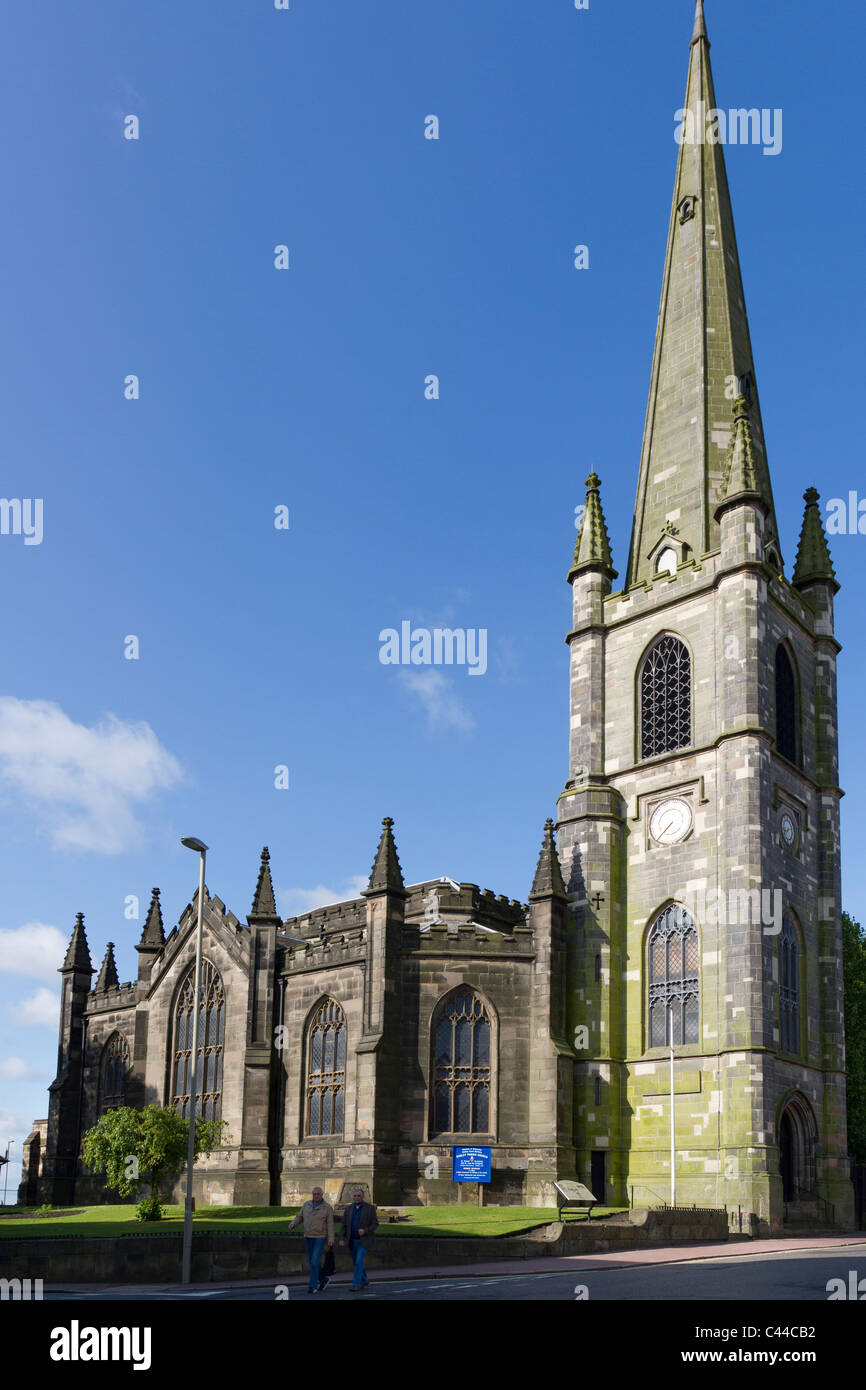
xmin=568 ymin=473 xmax=617 ymax=583
xmin=529 ymin=819 xmax=567 ymax=901
xmin=716 ymin=395 xmax=762 ymax=513
xmin=793 ymin=488 xmax=838 ymax=593
xmin=95 ymin=942 xmax=119 ymax=992
xmin=364 ymin=816 xmax=407 ymax=896
xmin=250 ymin=846 xmax=279 ymax=919
xmin=61 ymin=912 xmax=94 ymax=974
xmin=137 ymin=888 xmax=165 ymax=952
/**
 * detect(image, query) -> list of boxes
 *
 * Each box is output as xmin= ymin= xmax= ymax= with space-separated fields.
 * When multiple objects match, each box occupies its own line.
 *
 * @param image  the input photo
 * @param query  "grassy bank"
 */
xmin=0 ymin=1203 xmax=626 ymax=1240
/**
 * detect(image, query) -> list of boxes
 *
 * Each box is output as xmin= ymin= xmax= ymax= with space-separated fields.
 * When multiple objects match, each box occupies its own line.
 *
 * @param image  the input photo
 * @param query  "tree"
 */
xmin=82 ymin=1105 xmax=227 ymax=1220
xmin=842 ymin=912 xmax=866 ymax=1163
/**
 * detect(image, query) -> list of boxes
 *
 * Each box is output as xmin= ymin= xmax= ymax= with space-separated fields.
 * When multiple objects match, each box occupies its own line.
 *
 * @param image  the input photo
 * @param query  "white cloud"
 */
xmin=0 ymin=697 xmax=183 ymax=853
xmin=0 ymin=922 xmax=68 ymax=981
xmin=398 ymin=670 xmax=474 ymax=732
xmin=279 ymin=875 xmax=369 ymax=917
xmin=0 ymin=1057 xmax=42 ymax=1080
xmin=11 ymin=987 xmax=61 ymax=1028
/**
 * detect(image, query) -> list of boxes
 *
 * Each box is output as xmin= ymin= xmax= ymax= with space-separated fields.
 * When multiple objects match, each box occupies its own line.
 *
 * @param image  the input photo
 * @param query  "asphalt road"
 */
xmin=45 ymin=1241 xmax=866 ymax=1301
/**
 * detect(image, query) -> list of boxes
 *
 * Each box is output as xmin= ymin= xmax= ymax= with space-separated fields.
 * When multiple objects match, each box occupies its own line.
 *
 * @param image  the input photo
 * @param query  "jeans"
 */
xmin=349 ymin=1239 xmax=368 ymax=1287
xmin=305 ymin=1237 xmax=326 ymax=1291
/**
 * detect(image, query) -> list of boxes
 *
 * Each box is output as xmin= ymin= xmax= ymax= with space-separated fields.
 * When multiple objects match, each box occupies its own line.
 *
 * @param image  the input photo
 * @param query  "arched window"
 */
xmin=431 ymin=991 xmax=492 ymax=1135
xmin=775 ymin=645 xmax=798 ymax=764
xmin=594 ymin=1074 xmax=602 ymax=1106
xmin=100 ymin=1033 xmax=129 ymax=1114
xmin=780 ymin=914 xmax=800 ymax=1055
xmin=305 ymin=998 xmax=346 ymax=1138
xmin=648 ymin=904 xmax=700 ymax=1047
xmin=171 ymin=960 xmax=225 ymax=1121
xmin=640 ymin=635 xmax=691 ymax=759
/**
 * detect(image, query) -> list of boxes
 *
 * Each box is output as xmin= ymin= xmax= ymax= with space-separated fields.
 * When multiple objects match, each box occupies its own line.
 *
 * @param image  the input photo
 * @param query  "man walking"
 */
xmin=289 ymin=1186 xmax=335 ymax=1293
xmin=338 ymin=1186 xmax=378 ymax=1290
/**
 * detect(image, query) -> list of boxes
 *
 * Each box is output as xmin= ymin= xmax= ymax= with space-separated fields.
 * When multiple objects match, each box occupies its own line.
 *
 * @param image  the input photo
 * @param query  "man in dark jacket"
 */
xmin=338 ymin=1187 xmax=378 ymax=1290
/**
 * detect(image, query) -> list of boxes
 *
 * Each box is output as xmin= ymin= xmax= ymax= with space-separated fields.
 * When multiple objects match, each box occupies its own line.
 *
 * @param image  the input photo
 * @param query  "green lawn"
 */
xmin=0 ymin=1203 xmax=616 ymax=1240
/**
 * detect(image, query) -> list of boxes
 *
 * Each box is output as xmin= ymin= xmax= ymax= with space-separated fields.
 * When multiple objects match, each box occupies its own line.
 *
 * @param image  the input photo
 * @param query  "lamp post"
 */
xmin=668 ymin=1001 xmax=676 ymax=1209
xmin=2 ymin=1140 xmax=13 ymax=1206
xmin=180 ymin=836 xmax=208 ymax=1285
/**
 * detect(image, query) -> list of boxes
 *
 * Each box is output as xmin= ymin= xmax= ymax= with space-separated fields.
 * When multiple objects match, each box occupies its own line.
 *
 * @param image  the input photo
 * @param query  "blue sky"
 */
xmin=1 ymin=0 xmax=864 ymax=1192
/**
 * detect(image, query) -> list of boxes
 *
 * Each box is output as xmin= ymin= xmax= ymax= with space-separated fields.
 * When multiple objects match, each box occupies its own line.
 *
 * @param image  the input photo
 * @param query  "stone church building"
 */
xmin=20 ymin=2 xmax=855 ymax=1230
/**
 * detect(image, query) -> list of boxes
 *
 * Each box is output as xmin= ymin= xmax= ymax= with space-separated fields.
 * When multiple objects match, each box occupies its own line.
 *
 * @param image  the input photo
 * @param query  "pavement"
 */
xmin=44 ymin=1233 xmax=866 ymax=1297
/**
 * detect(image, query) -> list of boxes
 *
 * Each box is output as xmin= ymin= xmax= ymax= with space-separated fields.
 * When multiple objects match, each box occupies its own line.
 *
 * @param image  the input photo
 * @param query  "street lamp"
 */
xmin=1 ymin=1140 xmax=13 ymax=1206
xmin=668 ymin=1001 xmax=676 ymax=1209
xmin=180 ymin=836 xmax=208 ymax=1285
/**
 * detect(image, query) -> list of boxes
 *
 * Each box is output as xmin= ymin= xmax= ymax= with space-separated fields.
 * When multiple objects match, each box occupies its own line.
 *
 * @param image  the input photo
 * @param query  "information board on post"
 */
xmin=452 ymin=1145 xmax=492 ymax=1183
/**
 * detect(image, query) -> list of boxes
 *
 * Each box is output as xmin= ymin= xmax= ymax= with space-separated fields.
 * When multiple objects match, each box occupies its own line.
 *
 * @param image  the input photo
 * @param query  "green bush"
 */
xmin=135 ymin=1195 xmax=163 ymax=1222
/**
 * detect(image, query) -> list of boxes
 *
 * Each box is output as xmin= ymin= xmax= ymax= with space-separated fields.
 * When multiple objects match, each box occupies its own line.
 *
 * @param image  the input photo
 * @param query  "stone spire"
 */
xmin=136 ymin=888 xmax=165 ymax=952
xmin=626 ymin=0 xmax=781 ymax=586
xmin=363 ymin=817 xmax=406 ymax=895
xmin=568 ymin=474 xmax=617 ymax=583
xmin=793 ymin=488 xmax=839 ymax=593
xmin=95 ymin=942 xmax=119 ymax=992
xmin=529 ymin=819 xmax=567 ymax=901
xmin=60 ymin=913 xmax=94 ymax=975
xmin=250 ymin=846 xmax=279 ymax=918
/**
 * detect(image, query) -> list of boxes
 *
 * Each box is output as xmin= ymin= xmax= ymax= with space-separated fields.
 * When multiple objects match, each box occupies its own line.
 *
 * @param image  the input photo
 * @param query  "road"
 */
xmin=43 ymin=1240 xmax=866 ymax=1301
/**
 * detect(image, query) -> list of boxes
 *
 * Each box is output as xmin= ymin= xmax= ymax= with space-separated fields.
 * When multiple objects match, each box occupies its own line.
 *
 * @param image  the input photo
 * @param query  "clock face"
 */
xmin=649 ymin=798 xmax=693 ymax=846
xmin=780 ymin=812 xmax=797 ymax=848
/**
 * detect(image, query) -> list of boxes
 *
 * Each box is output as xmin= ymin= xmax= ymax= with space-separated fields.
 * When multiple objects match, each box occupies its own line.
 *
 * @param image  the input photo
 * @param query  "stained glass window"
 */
xmin=640 ymin=636 xmax=691 ymax=759
xmin=100 ymin=1033 xmax=129 ymax=1113
xmin=171 ymin=960 xmax=225 ymax=1122
xmin=648 ymin=905 xmax=700 ymax=1047
xmin=306 ymin=998 xmax=346 ymax=1138
xmin=430 ymin=992 xmax=492 ymax=1135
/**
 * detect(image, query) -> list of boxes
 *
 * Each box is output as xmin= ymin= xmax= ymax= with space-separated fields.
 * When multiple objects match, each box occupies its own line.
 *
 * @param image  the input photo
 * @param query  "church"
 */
xmin=20 ymin=2 xmax=854 ymax=1232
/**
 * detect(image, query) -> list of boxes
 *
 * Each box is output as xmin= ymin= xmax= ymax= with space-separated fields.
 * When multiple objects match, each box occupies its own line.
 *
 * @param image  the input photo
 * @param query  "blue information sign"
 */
xmin=452 ymin=1146 xmax=492 ymax=1183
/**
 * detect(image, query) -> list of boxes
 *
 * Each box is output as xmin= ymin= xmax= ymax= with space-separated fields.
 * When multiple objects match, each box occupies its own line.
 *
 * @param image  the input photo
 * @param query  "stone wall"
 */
xmin=0 ymin=1208 xmax=729 ymax=1284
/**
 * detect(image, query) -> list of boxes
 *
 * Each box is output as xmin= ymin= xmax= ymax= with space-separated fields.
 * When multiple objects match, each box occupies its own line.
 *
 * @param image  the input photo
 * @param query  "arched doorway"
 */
xmin=778 ymin=1094 xmax=817 ymax=1201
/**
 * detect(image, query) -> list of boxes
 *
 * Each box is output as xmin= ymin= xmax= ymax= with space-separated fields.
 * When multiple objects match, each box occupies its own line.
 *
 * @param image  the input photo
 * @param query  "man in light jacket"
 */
xmin=338 ymin=1186 xmax=379 ymax=1290
xmin=289 ymin=1186 xmax=335 ymax=1293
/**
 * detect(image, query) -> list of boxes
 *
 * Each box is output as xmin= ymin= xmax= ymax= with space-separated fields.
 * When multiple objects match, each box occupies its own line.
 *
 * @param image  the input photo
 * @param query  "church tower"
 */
xmin=556 ymin=0 xmax=853 ymax=1232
